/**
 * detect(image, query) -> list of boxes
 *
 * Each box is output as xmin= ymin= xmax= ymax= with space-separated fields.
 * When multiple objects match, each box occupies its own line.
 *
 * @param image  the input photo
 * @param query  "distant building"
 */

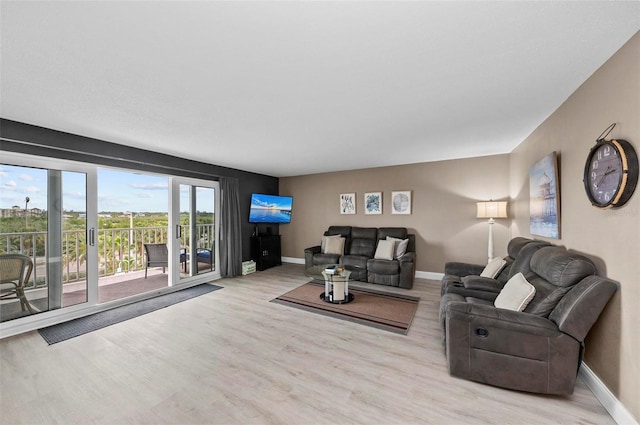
xmin=0 ymin=206 xmax=44 ymax=218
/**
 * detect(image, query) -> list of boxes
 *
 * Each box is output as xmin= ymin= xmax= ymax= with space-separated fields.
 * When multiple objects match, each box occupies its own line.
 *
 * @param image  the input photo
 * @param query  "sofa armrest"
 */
xmin=398 ymin=252 xmax=416 ymax=289
xmin=398 ymin=251 xmax=415 ymax=263
xmin=304 ymin=245 xmax=321 ymax=254
xmin=304 ymin=245 xmax=321 ymax=269
xmin=461 ymin=276 xmax=503 ymax=293
xmin=446 ymin=301 xmax=560 ymax=336
xmin=549 ymin=275 xmax=618 ymax=342
xmin=444 ymin=261 xmax=485 ymax=277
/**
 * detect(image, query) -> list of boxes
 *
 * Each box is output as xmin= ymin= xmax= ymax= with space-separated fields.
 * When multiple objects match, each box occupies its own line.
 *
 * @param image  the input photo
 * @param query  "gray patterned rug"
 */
xmin=38 ymin=283 xmax=223 ymax=344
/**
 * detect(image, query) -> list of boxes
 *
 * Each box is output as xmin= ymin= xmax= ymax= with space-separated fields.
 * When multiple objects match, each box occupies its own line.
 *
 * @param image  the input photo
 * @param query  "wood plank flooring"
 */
xmin=0 ymin=263 xmax=614 ymax=424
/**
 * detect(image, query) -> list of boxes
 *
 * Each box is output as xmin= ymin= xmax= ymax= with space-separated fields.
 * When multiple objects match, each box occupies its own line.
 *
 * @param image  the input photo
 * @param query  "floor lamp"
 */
xmin=476 ymin=201 xmax=508 ymax=263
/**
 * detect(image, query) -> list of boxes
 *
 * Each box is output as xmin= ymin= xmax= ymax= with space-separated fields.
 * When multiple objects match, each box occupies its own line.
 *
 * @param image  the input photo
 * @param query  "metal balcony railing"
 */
xmin=0 ymin=224 xmax=215 ymax=290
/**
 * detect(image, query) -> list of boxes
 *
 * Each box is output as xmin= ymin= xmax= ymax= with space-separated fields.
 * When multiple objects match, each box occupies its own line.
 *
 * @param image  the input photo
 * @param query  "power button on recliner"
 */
xmin=475 ymin=328 xmax=489 ymax=338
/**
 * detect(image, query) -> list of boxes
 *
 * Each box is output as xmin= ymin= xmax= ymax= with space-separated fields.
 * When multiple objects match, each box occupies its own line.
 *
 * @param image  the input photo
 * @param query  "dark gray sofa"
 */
xmin=304 ymin=226 xmax=416 ymax=289
xmin=440 ymin=245 xmax=617 ymax=394
xmin=441 ymin=237 xmax=549 ymax=301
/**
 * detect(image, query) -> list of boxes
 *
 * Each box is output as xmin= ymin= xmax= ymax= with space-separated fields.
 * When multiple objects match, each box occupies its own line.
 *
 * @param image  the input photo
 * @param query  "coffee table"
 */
xmin=305 ymin=264 xmax=354 ymax=304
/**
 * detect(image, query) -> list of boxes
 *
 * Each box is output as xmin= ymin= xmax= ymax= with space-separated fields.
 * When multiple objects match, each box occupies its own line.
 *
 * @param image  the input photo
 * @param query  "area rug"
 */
xmin=38 ymin=283 xmax=223 ymax=344
xmin=271 ymin=282 xmax=419 ymax=334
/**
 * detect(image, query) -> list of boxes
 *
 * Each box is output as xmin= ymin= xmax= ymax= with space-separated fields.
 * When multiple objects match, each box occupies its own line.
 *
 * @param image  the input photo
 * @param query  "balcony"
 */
xmin=0 ymin=224 xmax=214 ymax=322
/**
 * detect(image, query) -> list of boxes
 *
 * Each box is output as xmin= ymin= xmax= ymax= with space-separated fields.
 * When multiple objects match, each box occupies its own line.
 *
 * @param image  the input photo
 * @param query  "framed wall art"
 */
xmin=340 ymin=193 xmax=356 ymax=214
xmin=529 ymin=152 xmax=560 ymax=239
xmin=391 ymin=191 xmax=411 ymax=214
xmin=364 ymin=192 xmax=382 ymax=215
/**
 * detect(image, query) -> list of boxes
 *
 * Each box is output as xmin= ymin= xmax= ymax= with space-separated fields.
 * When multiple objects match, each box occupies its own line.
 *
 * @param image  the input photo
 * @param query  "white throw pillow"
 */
xmin=321 ymin=235 xmax=342 ymax=253
xmin=374 ymin=239 xmax=395 ymax=260
xmin=324 ymin=237 xmax=345 ymax=255
xmin=494 ymin=272 xmax=536 ymax=311
xmin=386 ymin=236 xmax=409 ymax=259
xmin=480 ymin=257 xmax=508 ymax=279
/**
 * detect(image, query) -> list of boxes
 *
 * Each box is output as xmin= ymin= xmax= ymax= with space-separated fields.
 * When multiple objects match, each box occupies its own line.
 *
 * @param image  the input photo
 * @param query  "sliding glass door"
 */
xmin=96 ymin=168 xmax=170 ymax=302
xmin=0 ymin=158 xmax=95 ymax=322
xmin=1 ymin=152 xmax=220 ymax=331
xmin=171 ymin=178 xmax=219 ymax=283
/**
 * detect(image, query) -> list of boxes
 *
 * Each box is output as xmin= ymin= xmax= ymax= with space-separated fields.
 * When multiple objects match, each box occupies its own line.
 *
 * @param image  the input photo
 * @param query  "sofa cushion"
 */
xmin=351 ymin=227 xmax=377 ymax=240
xmin=525 ymin=247 xmax=597 ymax=317
xmin=374 ymin=240 xmax=395 ymax=260
xmin=324 ymin=237 xmax=345 ymax=255
xmin=386 ymin=236 xmax=409 ymax=259
xmin=530 ymin=247 xmax=596 ymax=288
xmin=507 ymin=237 xmax=536 ymax=259
xmin=325 ymin=226 xmax=351 ymax=237
xmin=494 ymin=273 xmax=536 ymax=312
xmin=340 ymin=255 xmax=368 ymax=281
xmin=346 ymin=227 xmax=377 ymax=257
xmin=481 ymin=257 xmax=507 ymax=279
xmin=378 ymin=227 xmax=408 ymax=240
xmin=367 ymin=258 xmax=399 ymax=274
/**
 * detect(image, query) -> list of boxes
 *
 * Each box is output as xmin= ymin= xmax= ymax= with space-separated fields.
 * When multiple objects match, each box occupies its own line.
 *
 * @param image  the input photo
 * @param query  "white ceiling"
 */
xmin=1 ymin=1 xmax=639 ymax=177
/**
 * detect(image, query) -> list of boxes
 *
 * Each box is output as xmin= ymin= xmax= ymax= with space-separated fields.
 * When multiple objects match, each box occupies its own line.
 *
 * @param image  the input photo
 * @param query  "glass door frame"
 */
xmin=169 ymin=177 xmax=221 ymax=285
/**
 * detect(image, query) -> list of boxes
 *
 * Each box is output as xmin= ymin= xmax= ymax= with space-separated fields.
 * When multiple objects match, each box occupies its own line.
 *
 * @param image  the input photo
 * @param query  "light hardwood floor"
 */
xmin=0 ymin=263 xmax=614 ymax=425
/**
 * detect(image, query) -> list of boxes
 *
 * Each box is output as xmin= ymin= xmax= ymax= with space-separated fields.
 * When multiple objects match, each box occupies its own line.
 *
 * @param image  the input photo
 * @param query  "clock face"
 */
xmin=586 ymin=142 xmax=623 ymax=206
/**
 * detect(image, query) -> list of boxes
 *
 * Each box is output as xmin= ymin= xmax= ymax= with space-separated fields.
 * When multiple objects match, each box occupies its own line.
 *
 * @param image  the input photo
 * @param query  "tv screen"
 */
xmin=249 ymin=193 xmax=293 ymax=224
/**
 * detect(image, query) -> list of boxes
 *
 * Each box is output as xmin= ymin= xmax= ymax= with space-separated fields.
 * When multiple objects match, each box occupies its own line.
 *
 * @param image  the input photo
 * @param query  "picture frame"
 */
xmin=529 ymin=152 xmax=560 ymax=239
xmin=391 ymin=191 xmax=411 ymax=214
xmin=364 ymin=192 xmax=382 ymax=215
xmin=339 ymin=193 xmax=356 ymax=214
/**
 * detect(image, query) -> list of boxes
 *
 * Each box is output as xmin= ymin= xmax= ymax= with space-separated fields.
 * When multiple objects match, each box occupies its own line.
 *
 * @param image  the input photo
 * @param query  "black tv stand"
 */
xmin=250 ymin=234 xmax=281 ymax=271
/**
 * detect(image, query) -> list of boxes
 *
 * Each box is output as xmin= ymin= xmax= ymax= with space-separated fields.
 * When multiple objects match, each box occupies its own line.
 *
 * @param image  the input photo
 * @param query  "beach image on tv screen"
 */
xmin=249 ymin=194 xmax=293 ymax=223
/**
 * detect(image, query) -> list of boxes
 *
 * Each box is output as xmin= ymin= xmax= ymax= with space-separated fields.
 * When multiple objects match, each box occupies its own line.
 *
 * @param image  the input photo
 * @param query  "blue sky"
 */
xmin=98 ymin=169 xmax=168 ymax=212
xmin=0 ymin=165 xmax=214 ymax=213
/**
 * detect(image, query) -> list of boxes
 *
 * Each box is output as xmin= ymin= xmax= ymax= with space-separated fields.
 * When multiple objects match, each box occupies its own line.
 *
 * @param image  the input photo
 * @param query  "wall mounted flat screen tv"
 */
xmin=249 ymin=193 xmax=293 ymax=224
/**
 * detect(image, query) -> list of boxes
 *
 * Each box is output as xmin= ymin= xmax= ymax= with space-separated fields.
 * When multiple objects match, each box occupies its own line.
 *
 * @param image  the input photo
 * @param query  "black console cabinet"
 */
xmin=250 ymin=235 xmax=282 ymax=271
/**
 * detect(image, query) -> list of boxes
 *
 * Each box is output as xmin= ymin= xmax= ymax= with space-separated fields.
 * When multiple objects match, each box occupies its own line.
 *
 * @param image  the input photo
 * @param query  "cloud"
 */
xmin=138 ymin=192 xmax=153 ymax=199
xmin=2 ymin=180 xmax=17 ymax=189
xmin=64 ymin=191 xmax=86 ymax=200
xmin=20 ymin=173 xmax=34 ymax=182
xmin=129 ymin=183 xmax=167 ymax=191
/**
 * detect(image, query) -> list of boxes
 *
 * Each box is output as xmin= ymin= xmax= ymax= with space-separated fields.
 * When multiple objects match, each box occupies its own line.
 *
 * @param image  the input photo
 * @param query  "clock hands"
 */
xmin=595 ymin=166 xmax=617 ymax=189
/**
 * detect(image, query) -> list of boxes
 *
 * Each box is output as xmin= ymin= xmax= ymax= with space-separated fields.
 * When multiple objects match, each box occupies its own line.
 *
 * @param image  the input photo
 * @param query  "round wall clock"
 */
xmin=583 ymin=139 xmax=639 ymax=208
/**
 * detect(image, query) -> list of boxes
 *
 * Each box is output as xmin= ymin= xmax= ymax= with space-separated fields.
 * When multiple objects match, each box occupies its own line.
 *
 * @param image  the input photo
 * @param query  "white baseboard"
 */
xmin=415 ymin=270 xmax=444 ymax=281
xmin=282 ymin=256 xmax=305 ymax=265
xmin=579 ymin=362 xmax=638 ymax=425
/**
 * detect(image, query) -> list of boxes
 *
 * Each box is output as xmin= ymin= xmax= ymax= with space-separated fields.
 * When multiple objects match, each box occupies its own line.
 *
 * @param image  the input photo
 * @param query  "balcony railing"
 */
xmin=0 ymin=224 xmax=215 ymax=289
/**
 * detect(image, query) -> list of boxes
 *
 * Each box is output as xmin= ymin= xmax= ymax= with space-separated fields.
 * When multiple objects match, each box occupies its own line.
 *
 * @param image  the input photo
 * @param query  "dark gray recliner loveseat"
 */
xmin=441 ymin=245 xmax=617 ymax=395
xmin=441 ymin=236 xmax=549 ymax=300
xmin=304 ymin=226 xmax=416 ymax=289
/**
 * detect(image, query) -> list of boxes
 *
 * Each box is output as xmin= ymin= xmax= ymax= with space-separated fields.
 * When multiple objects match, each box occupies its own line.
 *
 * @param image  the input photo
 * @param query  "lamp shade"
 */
xmin=476 ymin=201 xmax=508 ymax=219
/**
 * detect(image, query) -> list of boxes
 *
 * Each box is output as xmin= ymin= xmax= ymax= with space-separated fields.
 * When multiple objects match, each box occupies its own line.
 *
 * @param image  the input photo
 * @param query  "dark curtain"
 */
xmin=219 ymin=177 xmax=243 ymax=277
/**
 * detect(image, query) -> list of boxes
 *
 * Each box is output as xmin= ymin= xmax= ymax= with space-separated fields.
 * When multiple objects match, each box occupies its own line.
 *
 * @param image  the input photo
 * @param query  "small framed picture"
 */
xmin=391 ymin=191 xmax=411 ymax=214
xmin=364 ymin=192 xmax=382 ymax=215
xmin=340 ymin=193 xmax=356 ymax=214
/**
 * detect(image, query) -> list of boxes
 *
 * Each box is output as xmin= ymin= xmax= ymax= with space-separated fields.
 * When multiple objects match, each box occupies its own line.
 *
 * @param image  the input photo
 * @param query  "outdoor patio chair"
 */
xmin=144 ymin=243 xmax=168 ymax=278
xmin=196 ymin=247 xmax=213 ymax=271
xmin=0 ymin=253 xmax=36 ymax=313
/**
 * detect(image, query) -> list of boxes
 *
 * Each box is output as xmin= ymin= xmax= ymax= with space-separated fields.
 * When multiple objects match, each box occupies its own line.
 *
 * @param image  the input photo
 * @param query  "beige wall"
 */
xmin=509 ymin=32 xmax=639 ymax=420
xmin=280 ymin=32 xmax=639 ymax=421
xmin=279 ymin=155 xmax=511 ymax=273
